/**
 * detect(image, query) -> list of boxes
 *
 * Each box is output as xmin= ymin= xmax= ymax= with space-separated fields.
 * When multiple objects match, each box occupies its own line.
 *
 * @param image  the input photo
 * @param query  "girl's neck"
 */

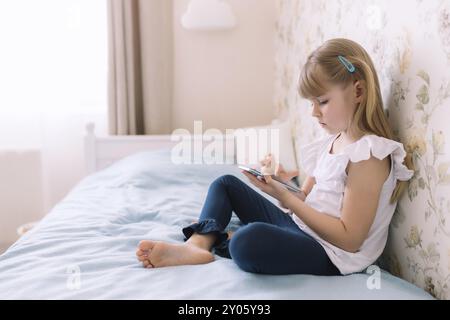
xmin=338 ymin=128 xmax=366 ymax=145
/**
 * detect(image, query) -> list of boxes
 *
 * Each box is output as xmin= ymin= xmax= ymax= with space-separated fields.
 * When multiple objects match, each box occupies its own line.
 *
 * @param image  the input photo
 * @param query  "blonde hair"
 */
xmin=298 ymin=38 xmax=414 ymax=204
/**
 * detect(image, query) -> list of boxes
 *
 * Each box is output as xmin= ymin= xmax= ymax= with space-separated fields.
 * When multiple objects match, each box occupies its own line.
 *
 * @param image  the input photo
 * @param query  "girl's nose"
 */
xmin=311 ymin=102 xmax=321 ymax=117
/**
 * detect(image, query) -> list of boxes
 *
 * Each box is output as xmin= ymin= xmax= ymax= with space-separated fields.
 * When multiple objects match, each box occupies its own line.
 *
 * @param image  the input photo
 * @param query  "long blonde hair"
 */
xmin=298 ymin=38 xmax=414 ymax=204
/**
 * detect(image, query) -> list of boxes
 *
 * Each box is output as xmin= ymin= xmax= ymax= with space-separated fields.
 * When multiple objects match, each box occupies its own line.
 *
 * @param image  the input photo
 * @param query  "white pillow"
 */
xmin=233 ymin=119 xmax=298 ymax=172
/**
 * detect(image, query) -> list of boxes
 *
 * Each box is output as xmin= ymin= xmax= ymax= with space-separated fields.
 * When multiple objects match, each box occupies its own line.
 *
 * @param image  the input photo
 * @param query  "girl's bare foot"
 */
xmin=136 ymin=240 xmax=214 ymax=268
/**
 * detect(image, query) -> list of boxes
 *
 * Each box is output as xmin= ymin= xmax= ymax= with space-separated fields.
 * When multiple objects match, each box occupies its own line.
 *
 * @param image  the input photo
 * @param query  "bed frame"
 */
xmin=84 ymin=122 xmax=236 ymax=175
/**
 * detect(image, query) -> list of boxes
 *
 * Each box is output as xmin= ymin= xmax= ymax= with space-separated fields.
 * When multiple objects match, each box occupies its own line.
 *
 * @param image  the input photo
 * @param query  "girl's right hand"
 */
xmin=274 ymin=163 xmax=299 ymax=184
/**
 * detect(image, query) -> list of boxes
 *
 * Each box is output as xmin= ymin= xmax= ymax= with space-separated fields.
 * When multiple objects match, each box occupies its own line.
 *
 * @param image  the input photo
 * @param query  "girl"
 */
xmin=136 ymin=38 xmax=414 ymax=276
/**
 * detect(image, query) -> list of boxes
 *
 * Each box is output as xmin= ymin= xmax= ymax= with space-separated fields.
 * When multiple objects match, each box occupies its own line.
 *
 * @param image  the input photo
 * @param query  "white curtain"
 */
xmin=0 ymin=0 xmax=108 ymax=243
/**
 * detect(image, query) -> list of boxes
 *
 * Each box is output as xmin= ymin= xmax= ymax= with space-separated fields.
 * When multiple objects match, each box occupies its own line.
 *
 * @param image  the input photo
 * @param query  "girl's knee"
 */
xmin=229 ymin=223 xmax=269 ymax=273
xmin=230 ymin=222 xmax=267 ymax=246
xmin=212 ymin=174 xmax=242 ymax=188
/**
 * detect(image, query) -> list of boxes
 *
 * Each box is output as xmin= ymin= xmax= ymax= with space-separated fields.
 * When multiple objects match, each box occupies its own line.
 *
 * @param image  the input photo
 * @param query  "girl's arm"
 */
xmin=280 ymin=156 xmax=389 ymax=253
xmin=300 ymin=175 xmax=316 ymax=197
xmin=278 ymin=175 xmax=316 ymax=207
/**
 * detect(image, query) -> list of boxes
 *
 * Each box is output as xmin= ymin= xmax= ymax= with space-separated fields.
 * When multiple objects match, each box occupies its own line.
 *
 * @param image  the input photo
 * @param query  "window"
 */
xmin=0 ymin=0 xmax=107 ymax=147
xmin=0 ymin=0 xmax=107 ymax=113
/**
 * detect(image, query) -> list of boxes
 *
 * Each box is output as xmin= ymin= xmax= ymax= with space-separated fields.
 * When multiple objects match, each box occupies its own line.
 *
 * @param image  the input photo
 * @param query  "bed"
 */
xmin=0 ymin=124 xmax=434 ymax=299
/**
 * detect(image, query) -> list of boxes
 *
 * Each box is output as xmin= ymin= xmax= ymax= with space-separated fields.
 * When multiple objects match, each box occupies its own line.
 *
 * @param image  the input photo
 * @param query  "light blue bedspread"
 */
xmin=0 ymin=150 xmax=433 ymax=299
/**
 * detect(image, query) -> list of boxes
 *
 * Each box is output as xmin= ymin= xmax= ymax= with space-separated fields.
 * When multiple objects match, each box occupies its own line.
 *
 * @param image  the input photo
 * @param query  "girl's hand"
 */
xmin=259 ymin=153 xmax=278 ymax=175
xmin=260 ymin=154 xmax=299 ymax=183
xmin=241 ymin=171 xmax=291 ymax=204
xmin=274 ymin=164 xmax=299 ymax=184
xmin=259 ymin=153 xmax=273 ymax=167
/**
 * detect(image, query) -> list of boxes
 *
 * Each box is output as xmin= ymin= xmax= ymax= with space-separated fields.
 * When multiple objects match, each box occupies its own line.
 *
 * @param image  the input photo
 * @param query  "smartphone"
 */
xmin=238 ymin=165 xmax=301 ymax=193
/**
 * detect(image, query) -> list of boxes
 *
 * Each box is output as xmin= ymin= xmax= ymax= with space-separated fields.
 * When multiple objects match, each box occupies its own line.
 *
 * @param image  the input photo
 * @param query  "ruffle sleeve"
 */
xmin=342 ymin=135 xmax=414 ymax=181
xmin=299 ymin=135 xmax=334 ymax=176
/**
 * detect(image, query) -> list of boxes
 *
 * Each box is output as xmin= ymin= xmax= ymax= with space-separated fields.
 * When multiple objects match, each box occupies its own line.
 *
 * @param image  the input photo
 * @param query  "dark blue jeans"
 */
xmin=182 ymin=174 xmax=341 ymax=276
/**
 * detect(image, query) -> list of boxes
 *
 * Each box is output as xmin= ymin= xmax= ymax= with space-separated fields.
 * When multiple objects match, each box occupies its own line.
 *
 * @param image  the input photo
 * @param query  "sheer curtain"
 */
xmin=0 ymin=0 xmax=108 ymax=241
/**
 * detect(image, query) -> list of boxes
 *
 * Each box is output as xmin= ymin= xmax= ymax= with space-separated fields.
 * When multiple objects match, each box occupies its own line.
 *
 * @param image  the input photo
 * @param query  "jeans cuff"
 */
xmin=182 ymin=219 xmax=228 ymax=247
xmin=213 ymin=238 xmax=231 ymax=259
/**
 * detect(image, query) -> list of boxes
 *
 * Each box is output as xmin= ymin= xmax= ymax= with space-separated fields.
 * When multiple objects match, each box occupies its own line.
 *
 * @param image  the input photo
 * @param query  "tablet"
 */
xmin=238 ymin=165 xmax=301 ymax=193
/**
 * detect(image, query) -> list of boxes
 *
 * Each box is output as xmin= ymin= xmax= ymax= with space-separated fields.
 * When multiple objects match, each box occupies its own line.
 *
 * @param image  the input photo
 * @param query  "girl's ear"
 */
xmin=353 ymin=80 xmax=365 ymax=102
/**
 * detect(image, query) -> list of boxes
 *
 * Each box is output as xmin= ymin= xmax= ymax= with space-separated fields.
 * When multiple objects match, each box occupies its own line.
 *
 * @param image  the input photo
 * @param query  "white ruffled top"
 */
xmin=293 ymin=133 xmax=414 ymax=275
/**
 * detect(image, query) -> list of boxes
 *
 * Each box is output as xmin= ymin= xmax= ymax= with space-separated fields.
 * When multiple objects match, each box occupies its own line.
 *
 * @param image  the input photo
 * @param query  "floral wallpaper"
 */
xmin=274 ymin=0 xmax=450 ymax=299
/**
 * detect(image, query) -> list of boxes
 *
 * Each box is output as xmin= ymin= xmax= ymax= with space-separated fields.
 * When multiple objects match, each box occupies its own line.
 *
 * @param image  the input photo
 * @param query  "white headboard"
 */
xmin=84 ymin=123 xmax=236 ymax=175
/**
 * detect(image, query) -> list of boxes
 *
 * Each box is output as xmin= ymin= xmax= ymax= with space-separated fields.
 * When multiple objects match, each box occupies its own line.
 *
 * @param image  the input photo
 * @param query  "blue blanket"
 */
xmin=0 ymin=150 xmax=433 ymax=299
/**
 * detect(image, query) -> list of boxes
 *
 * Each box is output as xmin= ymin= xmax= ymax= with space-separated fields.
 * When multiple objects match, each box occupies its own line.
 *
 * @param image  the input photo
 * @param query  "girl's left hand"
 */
xmin=242 ymin=171 xmax=290 ymax=204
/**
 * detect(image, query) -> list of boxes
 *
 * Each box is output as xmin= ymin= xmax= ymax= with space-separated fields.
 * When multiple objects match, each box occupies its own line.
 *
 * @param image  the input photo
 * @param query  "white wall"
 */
xmin=0 ymin=150 xmax=44 ymax=245
xmin=39 ymin=113 xmax=107 ymax=213
xmin=172 ymin=0 xmax=277 ymax=132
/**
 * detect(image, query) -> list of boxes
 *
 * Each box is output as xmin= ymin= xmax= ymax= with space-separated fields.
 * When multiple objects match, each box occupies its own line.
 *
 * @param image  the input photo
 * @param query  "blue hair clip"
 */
xmin=338 ymin=55 xmax=355 ymax=73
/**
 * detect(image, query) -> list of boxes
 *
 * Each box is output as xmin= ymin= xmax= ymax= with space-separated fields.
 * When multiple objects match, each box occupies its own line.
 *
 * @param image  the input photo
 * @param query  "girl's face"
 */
xmin=309 ymin=81 xmax=363 ymax=135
